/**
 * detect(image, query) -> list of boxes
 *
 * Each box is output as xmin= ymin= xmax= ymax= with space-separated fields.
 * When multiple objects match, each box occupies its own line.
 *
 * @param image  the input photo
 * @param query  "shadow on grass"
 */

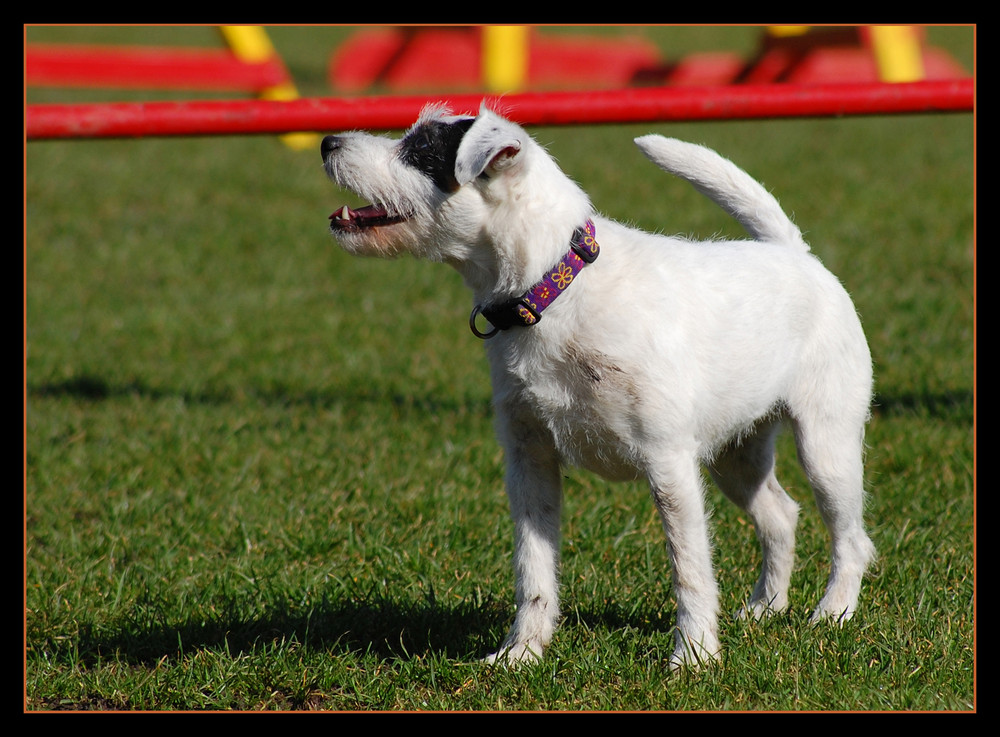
xmin=29 ymin=372 xmax=492 ymax=417
xmin=31 ymin=372 xmax=971 ymax=422
xmin=69 ymin=592 xmax=679 ymax=668
xmin=870 ymin=389 xmax=973 ymax=423
xmin=69 ymin=594 xmax=502 ymax=666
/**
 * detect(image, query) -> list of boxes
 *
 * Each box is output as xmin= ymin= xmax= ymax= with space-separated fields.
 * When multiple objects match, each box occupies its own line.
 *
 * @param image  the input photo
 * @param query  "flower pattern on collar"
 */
xmin=472 ymin=220 xmax=599 ymax=339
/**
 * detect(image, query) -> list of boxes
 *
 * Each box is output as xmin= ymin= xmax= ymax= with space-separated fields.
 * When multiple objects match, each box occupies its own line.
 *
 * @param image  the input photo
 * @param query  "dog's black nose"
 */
xmin=320 ymin=135 xmax=342 ymax=162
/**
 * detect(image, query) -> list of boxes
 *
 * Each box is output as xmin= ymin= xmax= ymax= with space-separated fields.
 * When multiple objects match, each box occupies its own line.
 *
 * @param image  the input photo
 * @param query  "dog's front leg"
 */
xmin=648 ymin=454 xmax=722 ymax=671
xmin=485 ymin=406 xmax=563 ymax=665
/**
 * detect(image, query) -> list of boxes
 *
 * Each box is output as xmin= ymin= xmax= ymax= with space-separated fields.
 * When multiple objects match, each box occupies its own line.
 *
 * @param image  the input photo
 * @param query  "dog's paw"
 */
xmin=668 ymin=635 xmax=721 ymax=674
xmin=483 ymin=641 xmax=544 ymax=667
xmin=735 ymin=594 xmax=789 ymax=621
xmin=808 ymin=601 xmax=858 ymax=626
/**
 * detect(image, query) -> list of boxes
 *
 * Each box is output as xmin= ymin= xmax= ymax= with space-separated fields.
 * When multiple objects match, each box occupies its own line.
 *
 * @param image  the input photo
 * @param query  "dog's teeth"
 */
xmin=330 ymin=205 xmax=352 ymax=221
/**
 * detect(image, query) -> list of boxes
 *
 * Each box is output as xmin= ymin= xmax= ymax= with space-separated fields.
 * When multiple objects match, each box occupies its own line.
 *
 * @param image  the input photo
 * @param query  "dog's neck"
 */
xmin=470 ymin=220 xmax=599 ymax=339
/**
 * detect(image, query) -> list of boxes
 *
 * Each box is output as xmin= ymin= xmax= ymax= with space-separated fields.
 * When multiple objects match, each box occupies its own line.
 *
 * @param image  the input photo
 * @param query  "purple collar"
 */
xmin=470 ymin=220 xmax=599 ymax=339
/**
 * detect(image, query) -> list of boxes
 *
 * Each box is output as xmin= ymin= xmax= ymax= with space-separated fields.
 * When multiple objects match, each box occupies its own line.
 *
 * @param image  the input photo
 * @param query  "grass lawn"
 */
xmin=25 ymin=25 xmax=974 ymax=711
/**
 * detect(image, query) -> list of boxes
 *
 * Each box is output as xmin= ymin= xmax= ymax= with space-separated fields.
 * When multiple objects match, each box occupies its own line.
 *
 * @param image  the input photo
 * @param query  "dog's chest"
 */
xmin=499 ymin=341 xmax=647 ymax=480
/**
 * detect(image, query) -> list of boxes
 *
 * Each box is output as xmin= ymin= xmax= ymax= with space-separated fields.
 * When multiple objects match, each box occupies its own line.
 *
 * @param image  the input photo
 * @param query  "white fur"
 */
xmin=322 ymin=104 xmax=876 ymax=671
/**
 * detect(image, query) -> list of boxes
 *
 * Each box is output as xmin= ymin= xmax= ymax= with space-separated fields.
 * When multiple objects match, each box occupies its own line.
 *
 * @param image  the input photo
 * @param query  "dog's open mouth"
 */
xmin=329 ymin=204 xmax=410 ymax=232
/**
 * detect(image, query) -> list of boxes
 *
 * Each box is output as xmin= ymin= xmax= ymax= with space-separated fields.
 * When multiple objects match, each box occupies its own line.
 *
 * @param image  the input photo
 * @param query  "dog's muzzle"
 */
xmin=322 ymin=136 xmax=413 ymax=232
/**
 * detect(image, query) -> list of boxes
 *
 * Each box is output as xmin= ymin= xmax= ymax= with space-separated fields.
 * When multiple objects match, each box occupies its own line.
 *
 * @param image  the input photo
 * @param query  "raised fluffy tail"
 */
xmin=634 ymin=135 xmax=808 ymax=251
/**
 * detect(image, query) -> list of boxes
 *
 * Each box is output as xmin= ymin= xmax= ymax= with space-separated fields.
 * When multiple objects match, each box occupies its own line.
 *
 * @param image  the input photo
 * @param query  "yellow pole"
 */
xmin=766 ymin=25 xmax=811 ymax=38
xmin=868 ymin=25 xmax=925 ymax=82
xmin=482 ymin=25 xmax=529 ymax=93
xmin=219 ymin=25 xmax=318 ymax=150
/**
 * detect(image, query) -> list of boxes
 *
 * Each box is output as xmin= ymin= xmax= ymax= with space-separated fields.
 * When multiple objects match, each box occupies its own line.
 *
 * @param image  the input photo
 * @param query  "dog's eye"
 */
xmin=399 ymin=119 xmax=474 ymax=192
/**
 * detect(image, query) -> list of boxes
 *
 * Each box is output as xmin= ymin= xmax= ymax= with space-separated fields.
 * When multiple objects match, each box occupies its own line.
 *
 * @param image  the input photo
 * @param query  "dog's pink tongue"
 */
xmin=329 ymin=204 xmax=390 ymax=221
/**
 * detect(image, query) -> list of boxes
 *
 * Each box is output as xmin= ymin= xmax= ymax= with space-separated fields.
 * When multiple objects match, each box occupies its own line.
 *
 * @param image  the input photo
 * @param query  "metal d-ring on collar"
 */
xmin=470 ymin=220 xmax=599 ymax=339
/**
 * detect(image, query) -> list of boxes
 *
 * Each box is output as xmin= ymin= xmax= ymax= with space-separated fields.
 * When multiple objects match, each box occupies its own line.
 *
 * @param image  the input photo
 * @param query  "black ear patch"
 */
xmin=398 ymin=117 xmax=476 ymax=192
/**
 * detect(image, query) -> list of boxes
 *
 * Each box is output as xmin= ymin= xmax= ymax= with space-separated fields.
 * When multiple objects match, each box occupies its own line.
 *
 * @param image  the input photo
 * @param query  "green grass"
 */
xmin=26 ymin=26 xmax=974 ymax=711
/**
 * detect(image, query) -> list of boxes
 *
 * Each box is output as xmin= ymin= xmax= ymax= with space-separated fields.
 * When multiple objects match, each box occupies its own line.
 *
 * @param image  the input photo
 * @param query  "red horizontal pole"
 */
xmin=25 ymin=43 xmax=289 ymax=91
xmin=26 ymin=79 xmax=974 ymax=141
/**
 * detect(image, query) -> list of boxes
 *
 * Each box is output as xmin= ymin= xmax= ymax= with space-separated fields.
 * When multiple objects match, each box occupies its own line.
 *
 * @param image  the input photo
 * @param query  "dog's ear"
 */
xmin=454 ymin=111 xmax=527 ymax=186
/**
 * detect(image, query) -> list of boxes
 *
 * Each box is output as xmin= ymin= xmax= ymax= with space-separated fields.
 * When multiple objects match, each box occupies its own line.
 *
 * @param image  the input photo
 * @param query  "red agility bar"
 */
xmin=25 ymin=79 xmax=973 ymax=141
xmin=25 ymin=43 xmax=289 ymax=92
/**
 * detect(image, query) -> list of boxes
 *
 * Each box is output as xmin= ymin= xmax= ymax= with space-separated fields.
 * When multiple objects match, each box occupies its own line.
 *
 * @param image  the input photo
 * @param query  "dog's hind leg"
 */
xmin=485 ymin=406 xmax=563 ymax=665
xmin=648 ymin=452 xmax=721 ymax=670
xmin=709 ymin=420 xmax=800 ymax=620
xmin=791 ymin=416 xmax=876 ymax=624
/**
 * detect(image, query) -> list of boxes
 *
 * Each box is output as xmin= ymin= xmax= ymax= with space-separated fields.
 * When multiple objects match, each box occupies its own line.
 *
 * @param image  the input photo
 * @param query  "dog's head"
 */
xmin=321 ymin=103 xmax=592 ymax=298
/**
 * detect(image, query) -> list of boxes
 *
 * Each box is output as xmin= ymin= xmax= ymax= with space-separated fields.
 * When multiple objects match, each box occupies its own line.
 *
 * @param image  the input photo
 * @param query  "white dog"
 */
xmin=320 ymin=103 xmax=876 ymax=670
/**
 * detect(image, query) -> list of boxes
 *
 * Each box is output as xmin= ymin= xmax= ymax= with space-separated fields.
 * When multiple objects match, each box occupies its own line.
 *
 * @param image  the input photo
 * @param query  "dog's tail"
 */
xmin=634 ymin=135 xmax=808 ymax=251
